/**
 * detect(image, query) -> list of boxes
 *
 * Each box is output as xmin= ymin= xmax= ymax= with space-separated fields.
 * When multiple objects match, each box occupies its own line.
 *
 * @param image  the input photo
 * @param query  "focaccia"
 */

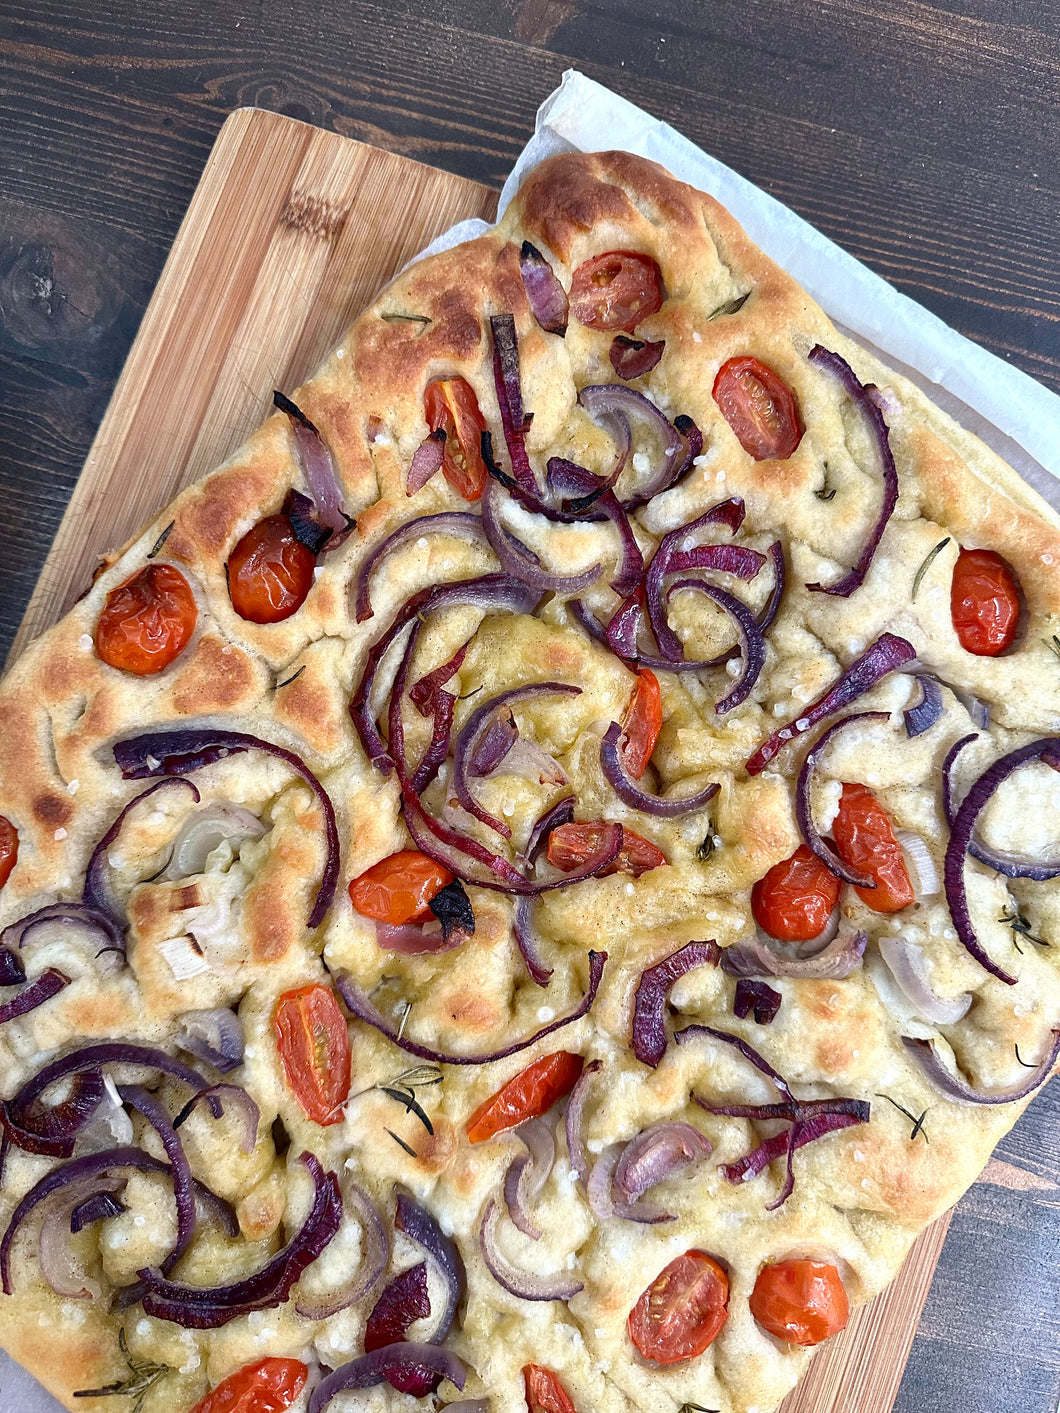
xmin=1 ymin=148 xmax=1059 ymax=1413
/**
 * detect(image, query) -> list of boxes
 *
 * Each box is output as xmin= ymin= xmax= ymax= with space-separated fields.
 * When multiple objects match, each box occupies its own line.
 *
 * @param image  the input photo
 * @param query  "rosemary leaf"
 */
xmin=381 ymin=312 xmax=431 ymax=326
xmin=911 ymin=537 xmax=950 ymax=601
xmin=877 ymin=1092 xmax=930 ymax=1143
xmin=386 ymin=1128 xmax=417 ymax=1156
xmin=275 ymin=664 xmax=306 ymax=690
xmin=146 ymin=522 xmax=174 ymax=560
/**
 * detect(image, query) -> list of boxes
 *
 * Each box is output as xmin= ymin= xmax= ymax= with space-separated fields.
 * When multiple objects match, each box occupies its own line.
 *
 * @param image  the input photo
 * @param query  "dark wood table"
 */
xmin=2 ymin=3 xmax=1059 ymax=1410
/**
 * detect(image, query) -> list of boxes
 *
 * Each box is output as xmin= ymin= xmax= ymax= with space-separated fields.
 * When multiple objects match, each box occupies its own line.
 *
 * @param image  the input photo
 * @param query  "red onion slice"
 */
xmin=82 ymin=777 xmax=201 ymax=928
xmin=613 ymin=1122 xmax=712 ymax=1209
xmin=609 ymin=335 xmax=664 ymax=380
xmin=632 ymin=940 xmax=721 ymax=1067
xmin=0 ymin=968 xmax=69 ymax=1025
xmin=578 ymin=384 xmax=682 ymax=504
xmin=479 ymin=1198 xmax=583 ymax=1302
xmin=395 ymin=1190 xmax=466 ymax=1344
xmin=902 ymin=1030 xmax=1060 ymax=1105
xmin=795 ymin=710 xmax=891 ymax=886
xmin=491 ymin=314 xmax=537 ymax=490
xmin=175 ymin=1008 xmax=245 ymax=1074
xmin=513 ymin=897 xmax=554 ymax=987
xmin=525 ymin=795 xmax=576 ymax=870
xmin=407 ymin=429 xmax=447 ymax=494
xmin=806 ymin=346 xmax=898 ymax=597
xmin=335 ymin=952 xmax=606 ymax=1066
xmin=904 ymin=674 xmax=945 ymax=738
xmin=173 ymin=1083 xmax=260 ymax=1154
xmin=3 ymin=903 xmax=125 ymax=975
xmin=733 ymin=979 xmax=782 ymax=1024
xmin=943 ymin=733 xmax=1060 ymax=881
xmin=564 ymin=1058 xmax=602 ymax=1187
xmin=503 ymin=1118 xmax=557 ymax=1240
xmin=353 ymin=512 xmax=491 ymax=623
xmin=601 ymin=720 xmax=718 ymax=818
xmin=481 ymin=478 xmax=602 ymax=595
xmin=409 ymin=689 xmax=456 ymax=796
xmin=747 ymin=632 xmax=916 ymax=775
xmin=543 ymin=458 xmax=644 ymax=596
xmin=39 ymin=1174 xmax=126 ymax=1299
xmin=364 ymin=1261 xmax=430 ymax=1351
xmin=373 ymin=919 xmax=462 ymax=955
xmin=877 ymin=935 xmax=971 ymax=1024
xmin=520 ymin=242 xmax=569 ymax=336
xmin=274 ymin=391 xmax=348 ymax=538
xmin=623 ymin=412 xmax=704 ymax=513
xmin=411 ymin=637 xmax=473 ymax=716
xmin=667 ymin=578 xmax=766 ymax=713
xmin=119 ymin=1084 xmax=197 ymax=1275
xmin=721 ymin=929 xmax=866 ymax=981
xmin=295 ymin=1177 xmax=389 ymax=1321
xmin=309 ymin=1343 xmax=466 ymax=1413
xmin=0 ymin=946 xmax=24 ymax=986
xmin=644 ymin=501 xmax=749 ymax=662
xmin=70 ymin=1188 xmax=126 ymax=1233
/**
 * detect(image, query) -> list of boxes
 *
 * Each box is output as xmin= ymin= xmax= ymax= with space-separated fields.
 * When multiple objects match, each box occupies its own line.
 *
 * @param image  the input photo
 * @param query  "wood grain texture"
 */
xmin=0 ymin=3 xmax=1058 ymax=1410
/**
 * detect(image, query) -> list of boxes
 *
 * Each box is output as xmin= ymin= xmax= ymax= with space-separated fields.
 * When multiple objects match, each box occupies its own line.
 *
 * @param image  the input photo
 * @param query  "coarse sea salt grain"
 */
xmin=53 ymin=827 xmax=67 ymax=841
xmin=692 ymin=331 xmax=703 ymax=342
xmin=79 ymin=634 xmax=93 ymax=652
xmin=66 ymin=778 xmax=79 ymax=795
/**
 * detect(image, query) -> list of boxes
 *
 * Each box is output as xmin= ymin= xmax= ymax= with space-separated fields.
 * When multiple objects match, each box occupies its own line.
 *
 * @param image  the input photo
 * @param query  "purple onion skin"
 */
xmin=601 ymin=721 xmax=719 ymax=818
xmin=2 ymin=903 xmax=125 ymax=966
xmin=666 ymin=578 xmax=766 ymax=713
xmin=112 ymin=729 xmax=338 ymax=930
xmin=520 ymin=242 xmax=569 ymax=336
xmin=513 ymin=897 xmax=554 ymax=986
xmin=943 ymin=732 xmax=1060 ymax=881
xmin=0 ymin=968 xmax=69 ymax=1025
xmin=746 ymin=632 xmax=916 ymax=775
xmin=902 ymin=1029 xmax=1060 ymax=1106
xmin=309 ymin=1343 xmax=466 ymax=1413
xmin=733 ymin=978 xmax=782 ymax=1024
xmin=632 ymin=941 xmax=721 ymax=1067
xmin=364 ymin=1261 xmax=431 ymax=1351
xmin=70 ymin=1190 xmax=126 ymax=1234
xmin=904 ymin=674 xmax=944 ymax=737
xmin=118 ymin=1085 xmax=197 ymax=1275
xmin=0 ymin=946 xmax=25 ymax=986
xmin=395 ymin=1190 xmax=466 ymax=1344
xmin=806 ymin=345 xmax=899 ymax=597
xmin=525 ymin=794 xmax=576 ymax=868
xmin=610 ymin=335 xmax=664 ymax=379
xmin=407 ymin=430 xmax=447 ymax=494
xmin=795 ymin=711 xmax=890 ymax=887
xmin=721 ymin=929 xmax=866 ymax=981
xmin=353 ymin=512 xmax=489 ymax=623
xmin=82 ymin=777 xmax=201 ymax=924
xmin=479 ymin=1198 xmax=583 ymax=1302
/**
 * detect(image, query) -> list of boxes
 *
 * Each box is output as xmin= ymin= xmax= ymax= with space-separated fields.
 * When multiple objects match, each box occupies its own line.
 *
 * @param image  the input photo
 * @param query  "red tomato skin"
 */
xmin=569 ymin=251 xmax=664 ymax=333
xmin=749 ymin=1260 xmax=849 ymax=1346
xmin=751 ymin=844 xmax=842 ymax=942
xmin=524 ymin=1363 xmax=579 ymax=1413
xmin=424 ymin=378 xmax=489 ymax=500
xmin=0 ymin=817 xmax=18 ymax=891
xmin=188 ymin=1358 xmax=308 ymax=1413
xmin=620 ymin=669 xmax=663 ymax=780
xmin=228 ymin=515 xmax=316 ymax=623
xmin=950 ymin=547 xmax=1022 ymax=656
xmin=273 ymin=984 xmax=351 ymax=1127
xmin=94 ymin=563 xmax=197 ymax=674
xmin=467 ymin=1051 xmax=584 ymax=1144
xmin=628 ymin=1249 xmax=729 ymax=1365
xmin=347 ymin=850 xmax=454 ymax=925
xmin=832 ymin=782 xmax=915 ymax=912
xmin=712 ymin=356 xmax=803 ymax=461
xmin=546 ymin=822 xmax=666 ymax=878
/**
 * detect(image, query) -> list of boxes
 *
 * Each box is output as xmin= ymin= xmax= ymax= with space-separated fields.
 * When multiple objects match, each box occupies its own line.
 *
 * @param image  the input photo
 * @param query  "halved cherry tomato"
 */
xmin=832 ymin=782 xmax=915 ymax=913
xmin=749 ymin=1259 xmax=849 ymax=1346
xmin=348 ymin=850 xmax=454 ymax=925
xmin=620 ymin=668 xmax=663 ymax=781
xmin=751 ymin=844 xmax=842 ymax=943
xmin=569 ymin=251 xmax=664 ymax=333
xmin=188 ymin=1357 xmax=308 ymax=1413
xmin=0 ymin=817 xmax=18 ymax=891
xmin=628 ymin=1249 xmax=729 ymax=1365
xmin=546 ymin=821 xmax=666 ymax=878
xmin=273 ymin=984 xmax=351 ymax=1126
xmin=950 ymin=546 xmax=1022 ymax=656
xmin=227 ymin=514 xmax=316 ymax=623
xmin=524 ymin=1363 xmax=579 ymax=1413
xmin=712 ymin=355 xmax=803 ymax=461
xmin=424 ymin=378 xmax=489 ymax=500
xmin=466 ymin=1050 xmax=584 ymax=1144
xmin=94 ymin=563 xmax=197 ymax=674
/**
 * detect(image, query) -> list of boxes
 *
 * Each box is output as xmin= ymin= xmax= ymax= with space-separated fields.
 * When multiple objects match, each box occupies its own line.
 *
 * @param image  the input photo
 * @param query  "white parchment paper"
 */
xmin=5 ymin=67 xmax=1060 ymax=1413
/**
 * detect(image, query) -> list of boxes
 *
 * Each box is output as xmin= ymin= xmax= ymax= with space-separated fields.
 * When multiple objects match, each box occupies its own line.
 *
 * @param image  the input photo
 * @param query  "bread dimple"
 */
xmin=0 ymin=149 xmax=1058 ymax=1413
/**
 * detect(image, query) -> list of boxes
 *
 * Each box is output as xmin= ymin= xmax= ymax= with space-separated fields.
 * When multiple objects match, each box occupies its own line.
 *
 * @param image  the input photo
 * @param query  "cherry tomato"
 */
xmin=712 ymin=356 xmax=803 ymax=461
xmin=188 ymin=1358 xmax=308 ymax=1413
xmin=749 ymin=1259 xmax=849 ymax=1346
xmin=628 ymin=1249 xmax=729 ymax=1365
xmin=0 ymin=817 xmax=18 ymax=891
xmin=273 ymin=984 xmax=351 ymax=1127
xmin=348 ymin=850 xmax=454 ymax=925
xmin=94 ymin=563 xmax=197 ymax=675
xmin=466 ymin=1050 xmax=584 ymax=1144
xmin=620 ymin=669 xmax=663 ymax=781
xmin=423 ymin=378 xmax=489 ymax=501
xmin=569 ymin=251 xmax=664 ymax=333
xmin=227 ymin=514 xmax=316 ymax=624
xmin=832 ymin=782 xmax=915 ymax=913
xmin=751 ymin=844 xmax=841 ymax=943
xmin=950 ymin=546 xmax=1022 ymax=656
xmin=524 ymin=1363 xmax=579 ymax=1413
xmin=546 ymin=822 xmax=666 ymax=878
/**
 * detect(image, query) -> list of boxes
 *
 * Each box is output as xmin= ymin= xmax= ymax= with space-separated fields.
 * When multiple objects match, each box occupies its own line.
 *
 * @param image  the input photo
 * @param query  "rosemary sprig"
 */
xmin=877 ymin=1093 xmax=930 ymax=1142
xmin=696 ymin=819 xmax=720 ymax=861
xmin=998 ymin=904 xmax=1048 ymax=953
xmin=352 ymin=1064 xmax=443 ymax=1137
xmin=1014 ymin=1044 xmax=1037 ymax=1069
xmin=74 ymin=1330 xmax=173 ymax=1412
xmin=815 ymin=465 xmax=836 ymax=502
xmin=911 ymin=537 xmax=950 ymax=601
xmin=1042 ymin=635 xmax=1060 ymax=662
xmin=381 ymin=312 xmax=431 ymax=326
xmin=146 ymin=522 xmax=174 ymax=560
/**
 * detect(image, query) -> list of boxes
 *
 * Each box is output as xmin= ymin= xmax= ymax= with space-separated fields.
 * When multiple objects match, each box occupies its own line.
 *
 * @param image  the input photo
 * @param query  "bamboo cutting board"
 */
xmin=8 ymin=107 xmax=950 ymax=1412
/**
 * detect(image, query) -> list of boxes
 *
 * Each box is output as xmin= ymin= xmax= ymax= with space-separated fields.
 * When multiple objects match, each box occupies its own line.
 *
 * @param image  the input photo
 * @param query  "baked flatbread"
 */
xmin=1 ymin=149 xmax=1059 ymax=1413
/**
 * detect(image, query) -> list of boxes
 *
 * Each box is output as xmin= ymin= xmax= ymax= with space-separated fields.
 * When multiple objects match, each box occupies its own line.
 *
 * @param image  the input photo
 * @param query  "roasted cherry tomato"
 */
xmin=546 ymin=821 xmax=666 ymax=878
xmin=751 ymin=844 xmax=842 ymax=943
xmin=569 ymin=251 xmax=664 ymax=333
xmin=227 ymin=514 xmax=316 ymax=623
xmin=273 ymin=983 xmax=351 ymax=1126
xmin=348 ymin=850 xmax=454 ymax=925
xmin=620 ymin=668 xmax=663 ymax=781
xmin=524 ymin=1363 xmax=579 ymax=1413
xmin=94 ymin=563 xmax=197 ymax=675
xmin=423 ymin=378 xmax=489 ymax=500
xmin=832 ymin=782 xmax=915 ymax=913
xmin=749 ymin=1259 xmax=849 ymax=1346
xmin=466 ymin=1050 xmax=584 ymax=1144
xmin=188 ymin=1357 xmax=308 ymax=1413
xmin=950 ymin=546 xmax=1022 ymax=656
xmin=628 ymin=1249 xmax=729 ymax=1365
xmin=712 ymin=355 xmax=803 ymax=461
xmin=0 ymin=817 xmax=18 ymax=891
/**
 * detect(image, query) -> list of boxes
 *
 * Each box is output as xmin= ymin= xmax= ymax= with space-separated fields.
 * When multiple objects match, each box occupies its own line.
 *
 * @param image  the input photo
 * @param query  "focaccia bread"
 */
xmin=1 ymin=148 xmax=1059 ymax=1413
